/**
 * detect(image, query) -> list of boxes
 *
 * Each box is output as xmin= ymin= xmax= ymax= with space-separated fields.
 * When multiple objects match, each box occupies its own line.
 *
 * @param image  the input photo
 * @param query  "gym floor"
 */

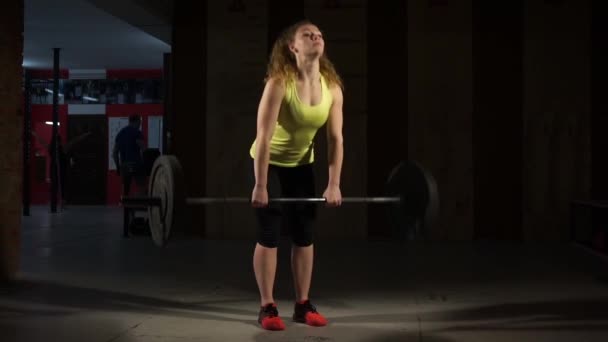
xmin=2 ymin=206 xmax=607 ymax=342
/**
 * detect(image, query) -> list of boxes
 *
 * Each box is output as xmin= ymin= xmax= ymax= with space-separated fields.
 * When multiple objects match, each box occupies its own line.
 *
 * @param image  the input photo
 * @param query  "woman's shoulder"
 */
xmin=321 ymin=73 xmax=341 ymax=90
xmin=264 ymin=76 xmax=292 ymax=99
xmin=265 ymin=76 xmax=290 ymax=89
xmin=322 ymin=75 xmax=342 ymax=100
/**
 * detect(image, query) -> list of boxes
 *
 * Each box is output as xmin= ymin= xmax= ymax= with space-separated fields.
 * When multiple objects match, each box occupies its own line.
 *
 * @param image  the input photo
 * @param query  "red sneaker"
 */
xmin=293 ymin=300 xmax=328 ymax=327
xmin=258 ymin=303 xmax=286 ymax=331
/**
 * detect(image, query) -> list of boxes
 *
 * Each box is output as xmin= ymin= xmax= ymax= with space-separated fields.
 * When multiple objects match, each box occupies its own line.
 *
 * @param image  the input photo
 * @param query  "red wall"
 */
xmin=28 ymin=69 xmax=163 ymax=206
xmin=30 ymin=105 xmax=68 ymax=204
xmin=29 ymin=69 xmax=69 ymax=79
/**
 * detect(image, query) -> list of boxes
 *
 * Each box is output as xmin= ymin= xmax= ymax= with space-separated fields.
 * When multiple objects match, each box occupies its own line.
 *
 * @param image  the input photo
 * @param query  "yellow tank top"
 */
xmin=249 ymin=75 xmax=333 ymax=167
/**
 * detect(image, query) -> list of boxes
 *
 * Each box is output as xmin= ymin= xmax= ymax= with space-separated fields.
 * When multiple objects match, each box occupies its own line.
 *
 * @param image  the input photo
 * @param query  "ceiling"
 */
xmin=24 ymin=0 xmax=172 ymax=70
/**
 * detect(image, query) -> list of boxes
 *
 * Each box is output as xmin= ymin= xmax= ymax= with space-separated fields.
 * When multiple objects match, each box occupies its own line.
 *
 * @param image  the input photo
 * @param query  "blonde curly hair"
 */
xmin=265 ymin=20 xmax=343 ymax=90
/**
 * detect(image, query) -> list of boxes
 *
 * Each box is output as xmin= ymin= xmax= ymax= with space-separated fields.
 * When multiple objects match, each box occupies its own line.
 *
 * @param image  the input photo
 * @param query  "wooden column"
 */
xmin=522 ymin=0 xmax=591 ymax=241
xmin=0 ymin=0 xmax=23 ymax=282
xmin=408 ymin=0 xmax=474 ymax=240
xmin=592 ymin=0 xmax=608 ymax=200
xmin=472 ymin=0 xmax=524 ymax=240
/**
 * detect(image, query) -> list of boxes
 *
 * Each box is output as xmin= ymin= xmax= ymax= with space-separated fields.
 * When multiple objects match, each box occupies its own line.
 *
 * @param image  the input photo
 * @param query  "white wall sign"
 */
xmin=148 ymin=116 xmax=163 ymax=152
xmin=68 ymin=104 xmax=106 ymax=115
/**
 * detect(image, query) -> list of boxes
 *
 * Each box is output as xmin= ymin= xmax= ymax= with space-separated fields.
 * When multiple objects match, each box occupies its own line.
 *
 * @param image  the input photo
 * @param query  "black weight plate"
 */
xmin=384 ymin=160 xmax=439 ymax=240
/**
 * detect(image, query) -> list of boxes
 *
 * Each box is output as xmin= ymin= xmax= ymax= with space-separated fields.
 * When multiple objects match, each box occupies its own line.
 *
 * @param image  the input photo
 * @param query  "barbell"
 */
xmin=121 ymin=155 xmax=440 ymax=247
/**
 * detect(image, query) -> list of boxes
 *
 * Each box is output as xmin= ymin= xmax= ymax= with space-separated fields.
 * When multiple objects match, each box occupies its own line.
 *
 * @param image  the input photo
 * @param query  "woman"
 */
xmin=249 ymin=20 xmax=344 ymax=331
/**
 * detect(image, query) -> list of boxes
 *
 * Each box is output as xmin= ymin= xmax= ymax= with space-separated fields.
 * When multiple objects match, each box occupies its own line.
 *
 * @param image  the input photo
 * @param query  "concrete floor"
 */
xmin=1 ymin=206 xmax=607 ymax=341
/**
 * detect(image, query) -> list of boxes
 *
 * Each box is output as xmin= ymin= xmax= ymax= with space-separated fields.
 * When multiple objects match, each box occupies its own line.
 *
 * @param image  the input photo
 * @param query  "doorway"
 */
xmin=66 ymin=115 xmax=107 ymax=204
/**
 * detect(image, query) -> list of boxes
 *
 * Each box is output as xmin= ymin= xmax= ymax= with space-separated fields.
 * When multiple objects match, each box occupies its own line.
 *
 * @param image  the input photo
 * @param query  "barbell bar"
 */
xmin=187 ymin=197 xmax=402 ymax=204
xmin=121 ymin=155 xmax=440 ymax=247
xmin=187 ymin=197 xmax=404 ymax=204
xmin=122 ymin=196 xmax=401 ymax=207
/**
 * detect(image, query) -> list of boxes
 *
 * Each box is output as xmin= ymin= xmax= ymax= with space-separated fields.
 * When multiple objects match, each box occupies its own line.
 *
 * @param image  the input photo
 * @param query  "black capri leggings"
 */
xmin=251 ymin=162 xmax=317 ymax=248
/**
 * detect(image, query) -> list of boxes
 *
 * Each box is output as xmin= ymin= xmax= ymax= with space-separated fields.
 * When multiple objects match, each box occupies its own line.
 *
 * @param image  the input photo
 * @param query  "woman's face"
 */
xmin=290 ymin=24 xmax=324 ymax=58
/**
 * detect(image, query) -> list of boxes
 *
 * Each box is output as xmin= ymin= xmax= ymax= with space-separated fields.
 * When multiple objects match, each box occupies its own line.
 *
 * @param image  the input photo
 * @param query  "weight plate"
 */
xmin=384 ymin=160 xmax=439 ymax=240
xmin=148 ymin=155 xmax=185 ymax=247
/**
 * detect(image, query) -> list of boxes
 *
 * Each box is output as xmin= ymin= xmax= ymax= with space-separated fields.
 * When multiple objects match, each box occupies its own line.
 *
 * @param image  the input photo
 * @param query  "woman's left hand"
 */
xmin=323 ymin=185 xmax=342 ymax=207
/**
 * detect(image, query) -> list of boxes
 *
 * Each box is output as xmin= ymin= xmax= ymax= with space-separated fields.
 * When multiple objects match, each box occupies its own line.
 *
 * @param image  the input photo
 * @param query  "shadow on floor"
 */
xmin=3 ymin=279 xmax=608 ymax=334
xmin=0 ymin=279 xmax=255 ymax=325
xmin=253 ymin=327 xmax=453 ymax=342
xmin=330 ymin=298 xmax=608 ymax=332
xmin=434 ymin=299 xmax=608 ymax=332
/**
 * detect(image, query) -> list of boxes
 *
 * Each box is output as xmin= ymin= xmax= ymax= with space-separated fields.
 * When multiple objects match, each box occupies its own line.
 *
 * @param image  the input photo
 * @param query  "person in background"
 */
xmin=113 ymin=114 xmax=146 ymax=196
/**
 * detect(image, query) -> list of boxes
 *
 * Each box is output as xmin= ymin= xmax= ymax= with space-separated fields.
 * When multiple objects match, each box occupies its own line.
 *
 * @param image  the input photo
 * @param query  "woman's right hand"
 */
xmin=251 ymin=185 xmax=269 ymax=208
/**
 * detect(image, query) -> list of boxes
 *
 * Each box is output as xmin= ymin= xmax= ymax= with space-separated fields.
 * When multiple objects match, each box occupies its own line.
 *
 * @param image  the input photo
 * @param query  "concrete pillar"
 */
xmin=171 ymin=0 xmax=208 ymax=237
xmin=204 ymin=0 xmax=269 ymax=239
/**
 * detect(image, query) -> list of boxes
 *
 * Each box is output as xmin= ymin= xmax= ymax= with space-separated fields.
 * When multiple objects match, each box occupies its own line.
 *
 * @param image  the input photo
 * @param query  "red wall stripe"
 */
xmin=29 ymin=69 xmax=69 ymax=79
